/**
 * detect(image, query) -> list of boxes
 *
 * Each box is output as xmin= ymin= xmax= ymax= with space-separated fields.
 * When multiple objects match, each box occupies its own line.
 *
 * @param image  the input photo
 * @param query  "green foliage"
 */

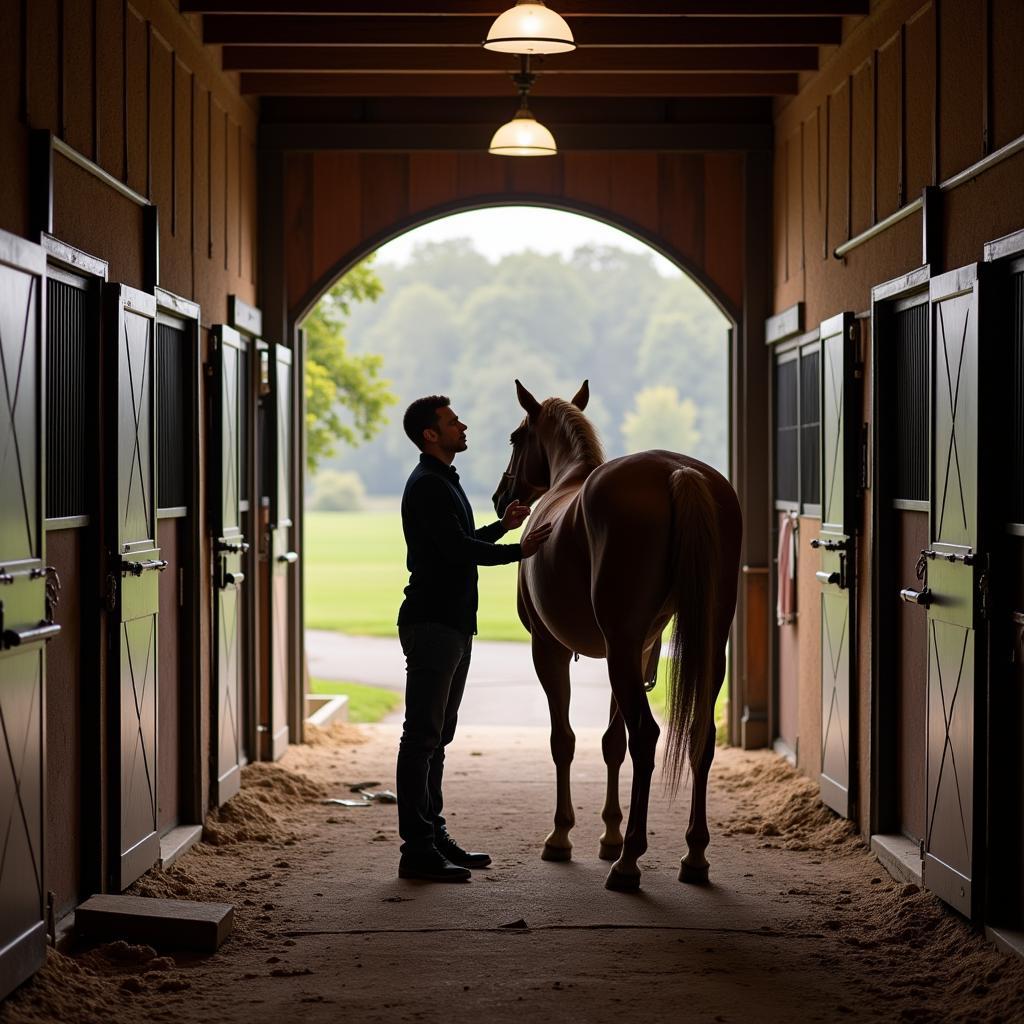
xmin=308 ymin=679 xmax=402 ymax=723
xmin=302 ymin=257 xmax=396 ymax=473
xmin=309 ymin=470 xmax=367 ymax=512
xmin=324 ymin=232 xmax=731 ymax=495
xmin=623 ymin=386 xmax=700 ymax=455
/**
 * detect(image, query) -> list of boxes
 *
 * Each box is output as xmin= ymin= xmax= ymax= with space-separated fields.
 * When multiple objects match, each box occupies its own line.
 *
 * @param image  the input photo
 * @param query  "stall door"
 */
xmin=922 ymin=265 xmax=987 ymax=918
xmin=211 ymin=326 xmax=246 ymax=804
xmin=0 ymin=234 xmax=58 ymax=1000
xmin=264 ymin=345 xmax=295 ymax=761
xmin=105 ymin=285 xmax=162 ymax=892
xmin=816 ymin=312 xmax=857 ymax=817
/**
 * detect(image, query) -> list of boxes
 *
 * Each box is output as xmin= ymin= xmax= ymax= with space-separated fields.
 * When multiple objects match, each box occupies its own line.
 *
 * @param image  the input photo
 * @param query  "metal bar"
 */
xmin=833 ymin=131 xmax=1024 ymax=260
xmin=832 ymin=196 xmax=923 ymax=259
xmin=52 ymin=137 xmax=150 ymax=208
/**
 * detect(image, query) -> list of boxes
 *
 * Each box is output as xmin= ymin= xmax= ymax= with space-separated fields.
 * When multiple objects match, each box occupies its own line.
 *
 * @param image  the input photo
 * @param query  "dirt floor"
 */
xmin=3 ymin=724 xmax=1024 ymax=1024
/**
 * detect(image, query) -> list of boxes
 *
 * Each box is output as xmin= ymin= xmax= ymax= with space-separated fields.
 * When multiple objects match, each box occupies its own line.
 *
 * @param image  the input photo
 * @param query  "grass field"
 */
xmin=309 ymin=679 xmax=402 ymax=723
xmin=304 ymin=509 xmax=527 ymax=641
xmin=304 ymin=509 xmax=729 ymax=733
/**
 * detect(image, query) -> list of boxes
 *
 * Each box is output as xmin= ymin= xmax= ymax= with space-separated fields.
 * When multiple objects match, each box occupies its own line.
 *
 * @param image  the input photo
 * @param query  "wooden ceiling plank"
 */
xmin=187 ymin=1 xmax=865 ymax=14
xmin=240 ymin=71 xmax=800 ymax=96
xmin=222 ymin=45 xmax=819 ymax=72
xmin=204 ymin=15 xmax=843 ymax=46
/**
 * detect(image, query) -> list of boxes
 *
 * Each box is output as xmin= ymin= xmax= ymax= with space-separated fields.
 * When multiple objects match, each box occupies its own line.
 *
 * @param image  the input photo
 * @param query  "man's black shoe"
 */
xmin=398 ymin=846 xmax=471 ymax=883
xmin=435 ymin=828 xmax=492 ymax=869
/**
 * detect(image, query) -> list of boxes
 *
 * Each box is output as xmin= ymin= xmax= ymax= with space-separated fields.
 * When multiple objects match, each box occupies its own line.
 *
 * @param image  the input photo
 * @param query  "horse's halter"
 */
xmin=499 ymin=421 xmax=548 ymax=506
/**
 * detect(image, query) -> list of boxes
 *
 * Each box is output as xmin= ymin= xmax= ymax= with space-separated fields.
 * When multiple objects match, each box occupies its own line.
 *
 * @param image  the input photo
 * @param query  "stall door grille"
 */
xmin=46 ymin=278 xmax=88 ymax=519
xmin=895 ymin=302 xmax=929 ymax=503
xmin=1012 ymin=271 xmax=1023 ymax=525
xmin=775 ymin=356 xmax=799 ymax=503
xmin=157 ymin=324 xmax=188 ymax=512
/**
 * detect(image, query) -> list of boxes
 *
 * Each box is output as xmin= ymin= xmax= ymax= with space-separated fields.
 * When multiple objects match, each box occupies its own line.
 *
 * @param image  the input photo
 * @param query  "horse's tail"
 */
xmin=664 ymin=466 xmax=720 ymax=792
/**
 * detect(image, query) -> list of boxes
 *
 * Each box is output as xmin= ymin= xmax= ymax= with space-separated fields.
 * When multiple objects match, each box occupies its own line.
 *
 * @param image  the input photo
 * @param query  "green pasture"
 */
xmin=304 ymin=509 xmax=729 ymax=734
xmin=309 ymin=679 xmax=402 ymax=723
xmin=304 ymin=509 xmax=528 ymax=641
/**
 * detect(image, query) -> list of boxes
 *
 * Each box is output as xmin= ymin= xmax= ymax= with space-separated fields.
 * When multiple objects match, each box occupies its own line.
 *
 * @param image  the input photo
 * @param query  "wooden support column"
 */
xmin=733 ymin=148 xmax=773 ymax=749
xmin=258 ymin=147 xmax=287 ymax=347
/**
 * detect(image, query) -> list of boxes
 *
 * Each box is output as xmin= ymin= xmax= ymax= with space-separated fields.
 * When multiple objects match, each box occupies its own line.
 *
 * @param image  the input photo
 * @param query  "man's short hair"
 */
xmin=403 ymin=395 xmax=450 ymax=451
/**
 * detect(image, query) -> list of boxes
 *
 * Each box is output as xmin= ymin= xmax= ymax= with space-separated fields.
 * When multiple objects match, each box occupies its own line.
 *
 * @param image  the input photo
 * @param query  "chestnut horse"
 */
xmin=492 ymin=380 xmax=742 ymax=892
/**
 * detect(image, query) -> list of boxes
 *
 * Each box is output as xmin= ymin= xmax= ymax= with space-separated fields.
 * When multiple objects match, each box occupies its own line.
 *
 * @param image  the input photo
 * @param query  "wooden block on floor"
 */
xmin=75 ymin=895 xmax=234 ymax=953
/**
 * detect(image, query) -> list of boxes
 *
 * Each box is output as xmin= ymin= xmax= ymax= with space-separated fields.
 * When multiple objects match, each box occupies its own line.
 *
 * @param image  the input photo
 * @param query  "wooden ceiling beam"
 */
xmin=240 ymin=71 xmax=799 ymax=96
xmin=260 ymin=120 xmax=774 ymax=151
xmin=186 ymin=1 xmax=865 ymax=14
xmin=223 ymin=45 xmax=818 ymax=72
xmin=204 ymin=15 xmax=843 ymax=46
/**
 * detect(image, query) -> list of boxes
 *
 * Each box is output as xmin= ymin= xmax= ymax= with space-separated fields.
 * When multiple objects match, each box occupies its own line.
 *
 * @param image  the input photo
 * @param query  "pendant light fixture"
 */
xmin=483 ymin=1 xmax=576 ymax=56
xmin=488 ymin=56 xmax=558 ymax=157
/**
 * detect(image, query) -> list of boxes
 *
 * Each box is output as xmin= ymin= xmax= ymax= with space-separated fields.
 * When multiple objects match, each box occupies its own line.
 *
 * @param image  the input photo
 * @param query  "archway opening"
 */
xmin=300 ymin=205 xmax=732 ymax=738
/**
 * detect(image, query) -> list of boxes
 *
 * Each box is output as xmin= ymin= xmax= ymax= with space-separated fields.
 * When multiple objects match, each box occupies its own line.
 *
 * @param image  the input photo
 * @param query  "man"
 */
xmin=396 ymin=395 xmax=551 ymax=882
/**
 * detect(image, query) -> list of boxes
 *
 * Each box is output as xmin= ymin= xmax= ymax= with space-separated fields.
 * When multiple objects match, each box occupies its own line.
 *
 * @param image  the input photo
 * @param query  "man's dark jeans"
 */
xmin=396 ymin=622 xmax=472 ymax=854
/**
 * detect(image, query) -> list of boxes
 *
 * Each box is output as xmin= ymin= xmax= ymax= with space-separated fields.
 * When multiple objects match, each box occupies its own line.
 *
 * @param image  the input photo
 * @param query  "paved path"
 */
xmin=305 ymin=629 xmax=615 ymax=728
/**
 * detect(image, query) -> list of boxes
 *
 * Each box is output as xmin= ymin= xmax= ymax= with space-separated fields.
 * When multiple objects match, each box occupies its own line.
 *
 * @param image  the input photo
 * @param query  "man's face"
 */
xmin=426 ymin=406 xmax=468 ymax=454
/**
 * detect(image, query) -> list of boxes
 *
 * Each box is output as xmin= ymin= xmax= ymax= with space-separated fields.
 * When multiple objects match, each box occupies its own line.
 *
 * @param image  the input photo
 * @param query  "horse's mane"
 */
xmin=541 ymin=398 xmax=605 ymax=469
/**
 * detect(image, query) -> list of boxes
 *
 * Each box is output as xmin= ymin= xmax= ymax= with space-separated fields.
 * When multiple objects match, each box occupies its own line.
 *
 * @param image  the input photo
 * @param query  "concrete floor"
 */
xmin=3 ymin=725 xmax=1023 ymax=1024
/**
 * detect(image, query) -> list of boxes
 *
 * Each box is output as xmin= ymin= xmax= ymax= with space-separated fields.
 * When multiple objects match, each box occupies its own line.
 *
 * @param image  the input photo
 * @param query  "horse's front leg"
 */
xmin=531 ymin=630 xmax=576 ymax=862
xmin=604 ymin=644 xmax=660 ymax=892
xmin=599 ymin=696 xmax=626 ymax=861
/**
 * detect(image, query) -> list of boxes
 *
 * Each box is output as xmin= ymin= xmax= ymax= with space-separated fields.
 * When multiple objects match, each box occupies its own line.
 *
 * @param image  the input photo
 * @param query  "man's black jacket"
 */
xmin=397 ymin=454 xmax=521 ymax=635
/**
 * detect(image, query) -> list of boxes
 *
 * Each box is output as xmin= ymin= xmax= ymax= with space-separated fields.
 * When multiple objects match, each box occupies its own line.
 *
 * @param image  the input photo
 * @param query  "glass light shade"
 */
xmin=483 ymin=2 xmax=576 ymax=55
xmin=488 ymin=108 xmax=558 ymax=156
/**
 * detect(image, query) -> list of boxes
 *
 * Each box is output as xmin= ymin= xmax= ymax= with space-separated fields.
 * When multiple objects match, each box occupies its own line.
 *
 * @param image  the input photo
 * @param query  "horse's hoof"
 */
xmin=541 ymin=844 xmax=573 ymax=862
xmin=678 ymin=861 xmax=710 ymax=885
xmin=605 ymin=867 xmax=641 ymax=893
xmin=598 ymin=842 xmax=623 ymax=862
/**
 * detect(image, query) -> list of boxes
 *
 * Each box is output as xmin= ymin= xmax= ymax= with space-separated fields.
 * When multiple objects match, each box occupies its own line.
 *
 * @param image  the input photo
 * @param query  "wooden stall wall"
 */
xmin=279 ymin=151 xmax=746 ymax=327
xmin=0 ymin=0 xmax=260 ymax=916
xmin=769 ymin=0 xmax=1024 ymax=839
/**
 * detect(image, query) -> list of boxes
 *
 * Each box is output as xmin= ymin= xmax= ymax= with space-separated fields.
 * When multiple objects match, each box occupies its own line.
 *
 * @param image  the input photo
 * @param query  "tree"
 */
xmin=302 ymin=257 xmax=396 ymax=472
xmin=622 ymin=386 xmax=701 ymax=455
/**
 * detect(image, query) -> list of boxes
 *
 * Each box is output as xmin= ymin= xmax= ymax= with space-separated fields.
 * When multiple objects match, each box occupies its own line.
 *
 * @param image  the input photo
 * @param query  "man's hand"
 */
xmin=520 ymin=522 xmax=553 ymax=558
xmin=501 ymin=500 xmax=532 ymax=531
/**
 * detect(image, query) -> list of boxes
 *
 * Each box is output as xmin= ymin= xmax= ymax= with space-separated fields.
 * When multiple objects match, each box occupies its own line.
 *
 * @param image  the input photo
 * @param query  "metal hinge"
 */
xmin=104 ymin=574 xmax=118 ymax=611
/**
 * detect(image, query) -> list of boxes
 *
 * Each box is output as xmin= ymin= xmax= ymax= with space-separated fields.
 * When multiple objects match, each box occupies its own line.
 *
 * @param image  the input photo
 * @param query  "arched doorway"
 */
xmin=299 ymin=203 xmax=734 ymax=735
xmin=263 ymin=147 xmax=773 ymax=753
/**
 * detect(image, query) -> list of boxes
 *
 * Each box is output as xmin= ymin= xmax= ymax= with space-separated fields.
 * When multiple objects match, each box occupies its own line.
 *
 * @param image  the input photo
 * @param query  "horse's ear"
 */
xmin=570 ymin=379 xmax=590 ymax=411
xmin=515 ymin=379 xmax=542 ymax=420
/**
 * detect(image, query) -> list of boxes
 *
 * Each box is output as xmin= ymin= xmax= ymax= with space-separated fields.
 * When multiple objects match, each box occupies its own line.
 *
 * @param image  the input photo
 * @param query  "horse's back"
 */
xmin=581 ymin=450 xmax=737 ymax=527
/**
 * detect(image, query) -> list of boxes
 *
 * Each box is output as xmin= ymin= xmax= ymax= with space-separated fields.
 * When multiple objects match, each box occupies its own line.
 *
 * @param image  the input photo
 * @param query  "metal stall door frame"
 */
xmin=264 ymin=343 xmax=296 ymax=761
xmin=816 ymin=311 xmax=858 ymax=818
xmin=227 ymin=298 xmax=260 ymax=768
xmin=154 ymin=288 xmax=204 ymax=836
xmin=210 ymin=325 xmax=247 ymax=805
xmin=0 ymin=232 xmax=60 ymax=1000
xmin=104 ymin=284 xmax=164 ymax=892
xmin=921 ymin=264 xmax=989 ymax=919
xmin=981 ymin=232 xmax=1024 ymax=933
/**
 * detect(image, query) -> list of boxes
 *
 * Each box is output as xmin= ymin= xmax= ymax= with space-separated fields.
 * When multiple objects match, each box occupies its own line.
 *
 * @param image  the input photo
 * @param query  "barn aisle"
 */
xmin=3 ymin=725 xmax=1023 ymax=1024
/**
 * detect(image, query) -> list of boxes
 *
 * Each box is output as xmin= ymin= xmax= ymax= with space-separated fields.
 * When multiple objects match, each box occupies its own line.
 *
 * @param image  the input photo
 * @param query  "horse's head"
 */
xmin=491 ymin=379 xmax=590 ymax=517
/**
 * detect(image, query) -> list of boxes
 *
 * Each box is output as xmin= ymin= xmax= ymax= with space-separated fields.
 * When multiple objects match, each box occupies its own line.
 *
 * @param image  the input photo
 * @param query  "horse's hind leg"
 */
xmin=599 ymin=696 xmax=626 ymax=861
xmin=604 ymin=643 xmax=660 ymax=893
xmin=532 ymin=630 xmax=576 ymax=862
xmin=600 ymin=639 xmax=659 ymax=862
xmin=680 ymin=646 xmax=726 ymax=884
